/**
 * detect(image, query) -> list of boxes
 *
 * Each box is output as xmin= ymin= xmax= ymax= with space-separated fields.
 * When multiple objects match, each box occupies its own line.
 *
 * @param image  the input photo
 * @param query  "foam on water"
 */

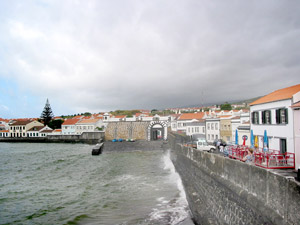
xmin=147 ymin=150 xmax=191 ymax=225
xmin=0 ymin=143 xmax=193 ymax=225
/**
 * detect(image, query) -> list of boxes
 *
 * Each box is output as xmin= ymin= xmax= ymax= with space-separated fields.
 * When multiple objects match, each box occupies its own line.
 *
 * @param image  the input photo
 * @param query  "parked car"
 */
xmin=196 ymin=139 xmax=216 ymax=152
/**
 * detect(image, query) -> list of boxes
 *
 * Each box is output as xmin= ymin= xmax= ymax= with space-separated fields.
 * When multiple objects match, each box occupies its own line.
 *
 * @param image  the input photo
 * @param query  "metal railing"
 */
xmin=227 ymin=145 xmax=295 ymax=169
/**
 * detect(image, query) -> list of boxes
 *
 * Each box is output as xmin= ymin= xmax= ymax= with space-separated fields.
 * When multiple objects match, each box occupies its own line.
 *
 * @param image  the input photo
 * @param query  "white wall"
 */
xmin=186 ymin=124 xmax=205 ymax=136
xmin=206 ymin=119 xmax=220 ymax=142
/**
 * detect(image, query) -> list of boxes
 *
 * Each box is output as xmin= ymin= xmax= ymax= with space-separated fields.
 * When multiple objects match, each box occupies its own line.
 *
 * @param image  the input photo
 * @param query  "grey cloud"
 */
xmin=1 ymin=0 xmax=300 ymax=116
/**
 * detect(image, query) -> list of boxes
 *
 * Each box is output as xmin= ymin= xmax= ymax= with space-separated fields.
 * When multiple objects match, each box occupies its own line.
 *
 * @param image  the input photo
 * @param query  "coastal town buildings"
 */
xmin=250 ymin=84 xmax=300 ymax=169
xmin=237 ymin=122 xmax=251 ymax=146
xmin=27 ymin=126 xmax=53 ymax=137
xmin=75 ymin=118 xmax=103 ymax=134
xmin=186 ymin=120 xmax=206 ymax=136
xmin=176 ymin=112 xmax=206 ymax=133
xmin=205 ymin=117 xmax=220 ymax=143
xmin=219 ymin=116 xmax=233 ymax=142
xmin=0 ymin=130 xmax=9 ymax=137
xmin=9 ymin=120 xmax=44 ymax=138
xmin=61 ymin=118 xmax=81 ymax=135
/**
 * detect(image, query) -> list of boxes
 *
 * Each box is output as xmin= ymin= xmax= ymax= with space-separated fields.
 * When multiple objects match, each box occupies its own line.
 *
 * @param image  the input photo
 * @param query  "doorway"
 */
xmin=280 ymin=138 xmax=287 ymax=154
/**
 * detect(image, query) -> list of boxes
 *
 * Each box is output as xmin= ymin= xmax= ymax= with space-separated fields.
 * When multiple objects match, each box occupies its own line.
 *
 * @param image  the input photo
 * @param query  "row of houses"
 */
xmin=0 ymin=112 xmax=169 ymax=138
xmin=169 ymin=84 xmax=300 ymax=170
xmin=170 ymin=109 xmax=250 ymax=144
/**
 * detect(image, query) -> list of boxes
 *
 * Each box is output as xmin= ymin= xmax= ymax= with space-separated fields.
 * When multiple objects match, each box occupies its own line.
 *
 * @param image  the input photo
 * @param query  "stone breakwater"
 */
xmin=0 ymin=132 xmax=105 ymax=144
xmin=168 ymin=132 xmax=300 ymax=225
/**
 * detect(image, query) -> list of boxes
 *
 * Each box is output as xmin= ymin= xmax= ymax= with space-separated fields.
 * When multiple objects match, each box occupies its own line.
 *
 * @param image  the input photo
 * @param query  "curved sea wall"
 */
xmin=168 ymin=132 xmax=300 ymax=225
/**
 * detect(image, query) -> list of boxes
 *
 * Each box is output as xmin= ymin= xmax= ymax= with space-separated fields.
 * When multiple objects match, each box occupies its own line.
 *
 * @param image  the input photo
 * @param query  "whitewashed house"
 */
xmin=176 ymin=112 xmax=206 ymax=133
xmin=237 ymin=122 xmax=251 ymax=146
xmin=0 ymin=130 xmax=9 ymax=137
xmin=27 ymin=126 xmax=53 ymax=137
xmin=231 ymin=113 xmax=250 ymax=143
xmin=205 ymin=117 xmax=220 ymax=143
xmin=9 ymin=120 xmax=44 ymax=138
xmin=186 ymin=120 xmax=206 ymax=136
xmin=75 ymin=118 xmax=103 ymax=134
xmin=250 ymin=84 xmax=300 ymax=157
xmin=62 ymin=118 xmax=81 ymax=135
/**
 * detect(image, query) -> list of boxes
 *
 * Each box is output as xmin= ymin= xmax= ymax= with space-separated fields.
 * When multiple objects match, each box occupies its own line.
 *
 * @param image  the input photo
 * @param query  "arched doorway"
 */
xmin=147 ymin=121 xmax=168 ymax=141
xmin=151 ymin=124 xmax=164 ymax=140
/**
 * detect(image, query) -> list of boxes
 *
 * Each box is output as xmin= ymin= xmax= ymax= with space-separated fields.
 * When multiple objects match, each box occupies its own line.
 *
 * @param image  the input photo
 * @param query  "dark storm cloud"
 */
xmin=1 ymin=0 xmax=300 ymax=116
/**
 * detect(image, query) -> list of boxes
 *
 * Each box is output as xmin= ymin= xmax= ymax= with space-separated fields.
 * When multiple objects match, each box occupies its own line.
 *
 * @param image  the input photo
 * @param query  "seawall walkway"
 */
xmin=168 ymin=132 xmax=300 ymax=225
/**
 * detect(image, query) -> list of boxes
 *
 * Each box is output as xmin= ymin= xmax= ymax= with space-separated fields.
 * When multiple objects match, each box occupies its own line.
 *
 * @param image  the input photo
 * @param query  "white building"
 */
xmin=0 ymin=130 xmax=9 ymax=137
xmin=250 ymin=84 xmax=300 ymax=155
xmin=27 ymin=126 xmax=53 ymax=137
xmin=62 ymin=118 xmax=81 ymax=135
xmin=176 ymin=112 xmax=206 ymax=133
xmin=231 ymin=113 xmax=250 ymax=143
xmin=205 ymin=117 xmax=220 ymax=143
xmin=237 ymin=122 xmax=251 ymax=146
xmin=186 ymin=121 xmax=206 ymax=136
xmin=75 ymin=118 xmax=103 ymax=134
xmin=9 ymin=120 xmax=44 ymax=138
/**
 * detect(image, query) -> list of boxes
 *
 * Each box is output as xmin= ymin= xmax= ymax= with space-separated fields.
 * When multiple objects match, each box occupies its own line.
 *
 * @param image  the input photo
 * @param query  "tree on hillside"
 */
xmin=220 ymin=103 xmax=232 ymax=110
xmin=40 ymin=98 xmax=54 ymax=126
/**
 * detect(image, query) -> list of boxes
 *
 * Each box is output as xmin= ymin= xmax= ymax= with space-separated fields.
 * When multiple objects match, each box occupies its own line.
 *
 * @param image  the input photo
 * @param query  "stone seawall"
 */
xmin=105 ymin=122 xmax=150 ymax=140
xmin=169 ymin=132 xmax=300 ymax=225
xmin=0 ymin=132 xmax=105 ymax=144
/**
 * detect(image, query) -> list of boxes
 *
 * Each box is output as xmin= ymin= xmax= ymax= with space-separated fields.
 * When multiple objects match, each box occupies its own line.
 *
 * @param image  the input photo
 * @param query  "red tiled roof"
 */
xmin=62 ymin=118 xmax=81 ymax=125
xmin=77 ymin=119 xmax=100 ymax=124
xmin=73 ymin=115 xmax=83 ymax=119
xmin=178 ymin=112 xmax=205 ymax=120
xmin=53 ymin=129 xmax=62 ymax=132
xmin=11 ymin=120 xmax=33 ymax=126
xmin=250 ymin=84 xmax=300 ymax=106
xmin=219 ymin=115 xmax=232 ymax=118
xmin=41 ymin=129 xmax=53 ymax=133
xmin=114 ymin=115 xmax=127 ymax=118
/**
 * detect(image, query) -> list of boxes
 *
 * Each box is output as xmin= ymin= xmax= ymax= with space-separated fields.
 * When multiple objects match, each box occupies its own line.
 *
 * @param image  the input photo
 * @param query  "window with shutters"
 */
xmin=252 ymin=112 xmax=259 ymax=124
xmin=276 ymin=108 xmax=288 ymax=124
xmin=262 ymin=110 xmax=271 ymax=124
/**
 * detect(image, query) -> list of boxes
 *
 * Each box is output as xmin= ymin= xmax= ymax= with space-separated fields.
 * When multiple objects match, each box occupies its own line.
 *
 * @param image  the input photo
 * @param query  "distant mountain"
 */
xmin=171 ymin=96 xmax=262 ymax=109
xmin=230 ymin=96 xmax=262 ymax=105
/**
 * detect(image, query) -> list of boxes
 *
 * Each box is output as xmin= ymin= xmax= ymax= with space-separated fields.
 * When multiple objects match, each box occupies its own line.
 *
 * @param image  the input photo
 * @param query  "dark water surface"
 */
xmin=0 ymin=143 xmax=192 ymax=225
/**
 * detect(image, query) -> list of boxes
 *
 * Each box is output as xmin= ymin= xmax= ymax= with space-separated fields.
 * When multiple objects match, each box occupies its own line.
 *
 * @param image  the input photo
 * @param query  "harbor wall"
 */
xmin=105 ymin=122 xmax=150 ymax=140
xmin=168 ymin=132 xmax=300 ymax=225
xmin=0 ymin=132 xmax=105 ymax=144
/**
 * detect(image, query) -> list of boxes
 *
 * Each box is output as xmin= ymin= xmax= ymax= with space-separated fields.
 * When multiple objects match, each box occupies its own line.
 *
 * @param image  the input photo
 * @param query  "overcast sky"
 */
xmin=1 ymin=0 xmax=300 ymax=118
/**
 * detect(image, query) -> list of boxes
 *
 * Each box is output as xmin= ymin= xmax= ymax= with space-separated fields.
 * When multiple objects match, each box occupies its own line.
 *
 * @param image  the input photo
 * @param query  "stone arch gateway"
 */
xmin=147 ymin=121 xmax=168 ymax=141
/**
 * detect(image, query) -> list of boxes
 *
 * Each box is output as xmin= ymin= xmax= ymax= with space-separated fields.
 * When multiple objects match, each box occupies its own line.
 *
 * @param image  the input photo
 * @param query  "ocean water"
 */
xmin=0 ymin=142 xmax=192 ymax=225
